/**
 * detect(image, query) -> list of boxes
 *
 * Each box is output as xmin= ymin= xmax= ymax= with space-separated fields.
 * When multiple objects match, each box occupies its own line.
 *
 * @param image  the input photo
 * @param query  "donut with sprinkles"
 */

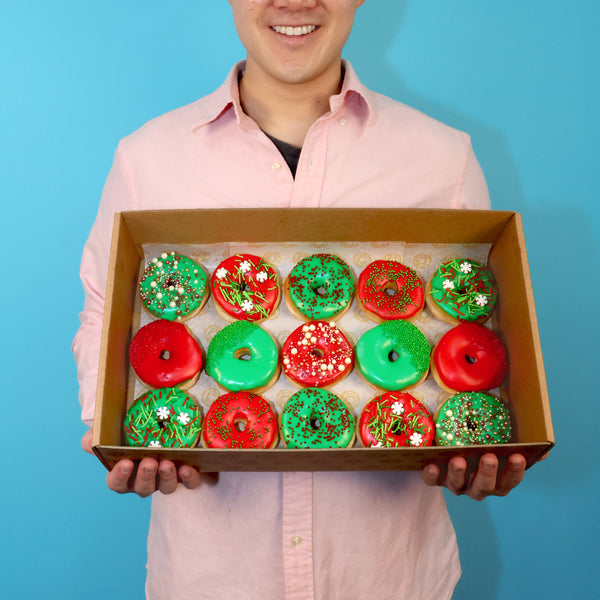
xmin=282 ymin=321 xmax=354 ymax=388
xmin=426 ymin=258 xmax=498 ymax=325
xmin=139 ymin=251 xmax=209 ymax=321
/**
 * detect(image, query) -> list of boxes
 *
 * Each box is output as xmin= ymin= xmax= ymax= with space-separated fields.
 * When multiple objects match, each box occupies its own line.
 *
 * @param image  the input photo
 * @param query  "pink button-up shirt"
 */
xmin=73 ymin=61 xmax=490 ymax=600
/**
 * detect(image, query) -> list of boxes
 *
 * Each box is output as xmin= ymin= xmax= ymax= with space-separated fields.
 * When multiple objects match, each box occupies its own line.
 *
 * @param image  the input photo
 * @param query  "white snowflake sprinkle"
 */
xmin=156 ymin=407 xmax=170 ymax=420
xmin=460 ymin=261 xmax=472 ymax=274
xmin=239 ymin=260 xmax=252 ymax=273
xmin=391 ymin=401 xmax=405 ymax=416
xmin=177 ymin=412 xmax=190 ymax=425
xmin=443 ymin=279 xmax=455 ymax=291
xmin=148 ymin=440 xmax=161 ymax=447
xmin=372 ymin=441 xmax=384 ymax=448
xmin=256 ymin=271 xmax=268 ymax=282
xmin=216 ymin=267 xmax=228 ymax=279
xmin=241 ymin=299 xmax=254 ymax=312
xmin=475 ymin=294 xmax=488 ymax=306
xmin=410 ymin=432 xmax=423 ymax=446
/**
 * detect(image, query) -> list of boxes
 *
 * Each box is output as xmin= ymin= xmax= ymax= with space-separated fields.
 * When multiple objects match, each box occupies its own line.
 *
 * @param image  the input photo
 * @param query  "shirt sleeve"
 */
xmin=457 ymin=137 xmax=491 ymax=210
xmin=72 ymin=143 xmax=136 ymax=427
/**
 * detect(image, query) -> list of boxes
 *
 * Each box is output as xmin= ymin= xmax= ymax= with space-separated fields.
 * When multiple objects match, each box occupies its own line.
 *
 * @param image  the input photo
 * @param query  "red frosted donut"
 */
xmin=357 ymin=260 xmax=424 ymax=322
xmin=358 ymin=391 xmax=434 ymax=448
xmin=282 ymin=321 xmax=354 ymax=388
xmin=129 ymin=319 xmax=203 ymax=389
xmin=431 ymin=322 xmax=508 ymax=393
xmin=201 ymin=391 xmax=278 ymax=449
xmin=211 ymin=254 xmax=280 ymax=322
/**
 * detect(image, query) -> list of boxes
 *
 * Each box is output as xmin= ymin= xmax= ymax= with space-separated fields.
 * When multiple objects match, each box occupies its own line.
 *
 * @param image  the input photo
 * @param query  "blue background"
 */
xmin=3 ymin=1 xmax=598 ymax=598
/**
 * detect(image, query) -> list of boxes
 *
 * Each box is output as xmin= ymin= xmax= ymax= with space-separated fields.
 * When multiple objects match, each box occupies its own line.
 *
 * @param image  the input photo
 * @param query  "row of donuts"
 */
xmin=128 ymin=318 xmax=508 ymax=397
xmin=123 ymin=386 xmax=511 ymax=450
xmin=138 ymin=251 xmax=499 ymax=326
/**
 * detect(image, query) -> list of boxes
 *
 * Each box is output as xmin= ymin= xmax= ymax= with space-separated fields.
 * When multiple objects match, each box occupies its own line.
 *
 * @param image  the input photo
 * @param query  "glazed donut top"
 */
xmin=123 ymin=387 xmax=202 ymax=448
xmin=358 ymin=392 xmax=434 ymax=448
xmin=282 ymin=321 xmax=353 ymax=388
xmin=287 ymin=253 xmax=355 ymax=320
xmin=435 ymin=392 xmax=511 ymax=446
xmin=280 ymin=387 xmax=355 ymax=448
xmin=211 ymin=254 xmax=280 ymax=321
xmin=139 ymin=252 xmax=208 ymax=321
xmin=129 ymin=319 xmax=203 ymax=388
xmin=433 ymin=322 xmax=508 ymax=392
xmin=356 ymin=320 xmax=431 ymax=391
xmin=358 ymin=260 xmax=424 ymax=320
xmin=202 ymin=391 xmax=278 ymax=449
xmin=205 ymin=320 xmax=279 ymax=391
xmin=429 ymin=259 xmax=498 ymax=322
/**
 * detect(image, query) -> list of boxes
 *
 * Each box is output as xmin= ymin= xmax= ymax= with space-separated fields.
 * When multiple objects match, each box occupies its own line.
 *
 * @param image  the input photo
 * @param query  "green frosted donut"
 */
xmin=435 ymin=392 xmax=512 ymax=446
xmin=206 ymin=321 xmax=280 ymax=392
xmin=356 ymin=320 xmax=431 ymax=390
xmin=123 ymin=387 xmax=202 ymax=447
xmin=139 ymin=251 xmax=208 ymax=321
xmin=428 ymin=259 xmax=497 ymax=323
xmin=286 ymin=254 xmax=355 ymax=320
xmin=280 ymin=387 xmax=355 ymax=448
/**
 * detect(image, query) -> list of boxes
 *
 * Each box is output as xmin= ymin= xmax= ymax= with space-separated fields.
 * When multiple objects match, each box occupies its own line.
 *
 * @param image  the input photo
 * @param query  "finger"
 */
xmin=133 ymin=458 xmax=159 ymax=498
xmin=178 ymin=465 xmax=205 ymax=490
xmin=106 ymin=459 xmax=135 ymax=493
xmin=467 ymin=454 xmax=499 ymax=501
xmin=81 ymin=429 xmax=94 ymax=454
xmin=496 ymin=454 xmax=526 ymax=496
xmin=157 ymin=461 xmax=179 ymax=495
xmin=444 ymin=456 xmax=468 ymax=496
xmin=421 ymin=463 xmax=442 ymax=487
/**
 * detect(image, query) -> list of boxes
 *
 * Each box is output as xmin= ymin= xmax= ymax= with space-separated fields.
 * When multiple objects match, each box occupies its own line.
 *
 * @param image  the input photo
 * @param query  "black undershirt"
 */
xmin=265 ymin=133 xmax=302 ymax=178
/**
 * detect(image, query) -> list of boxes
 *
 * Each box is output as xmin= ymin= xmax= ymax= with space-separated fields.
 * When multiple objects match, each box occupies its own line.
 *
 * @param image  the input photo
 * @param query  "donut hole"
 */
xmin=311 ymin=348 xmax=325 ymax=359
xmin=159 ymin=350 xmax=171 ymax=360
xmin=465 ymin=354 xmax=477 ymax=365
xmin=166 ymin=276 xmax=177 ymax=288
xmin=234 ymin=418 xmax=248 ymax=433
xmin=243 ymin=283 xmax=252 ymax=292
xmin=234 ymin=348 xmax=252 ymax=361
xmin=388 ymin=350 xmax=399 ymax=363
xmin=383 ymin=283 xmax=398 ymax=297
xmin=465 ymin=416 xmax=478 ymax=432
xmin=313 ymin=285 xmax=329 ymax=298
xmin=310 ymin=417 xmax=322 ymax=431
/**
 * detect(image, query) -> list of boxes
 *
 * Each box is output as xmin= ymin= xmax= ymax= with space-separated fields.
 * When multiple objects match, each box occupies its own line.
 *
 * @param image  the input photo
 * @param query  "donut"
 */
xmin=139 ymin=251 xmax=209 ymax=321
xmin=435 ymin=392 xmax=512 ymax=446
xmin=279 ymin=387 xmax=355 ymax=448
xmin=355 ymin=320 xmax=431 ymax=391
xmin=205 ymin=320 xmax=280 ymax=393
xmin=129 ymin=319 xmax=203 ymax=390
xmin=431 ymin=322 xmax=508 ymax=393
xmin=201 ymin=391 xmax=279 ymax=449
xmin=282 ymin=321 xmax=354 ymax=388
xmin=285 ymin=253 xmax=355 ymax=321
xmin=358 ymin=391 xmax=435 ymax=448
xmin=426 ymin=258 xmax=498 ymax=324
xmin=357 ymin=260 xmax=424 ymax=322
xmin=123 ymin=387 xmax=202 ymax=448
xmin=211 ymin=254 xmax=280 ymax=322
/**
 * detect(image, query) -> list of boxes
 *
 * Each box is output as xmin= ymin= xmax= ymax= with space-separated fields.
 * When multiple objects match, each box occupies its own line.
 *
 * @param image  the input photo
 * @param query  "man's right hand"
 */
xmin=81 ymin=429 xmax=217 ymax=497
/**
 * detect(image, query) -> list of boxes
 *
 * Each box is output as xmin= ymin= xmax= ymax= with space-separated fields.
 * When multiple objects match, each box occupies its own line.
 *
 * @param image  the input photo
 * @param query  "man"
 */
xmin=75 ymin=1 xmax=526 ymax=597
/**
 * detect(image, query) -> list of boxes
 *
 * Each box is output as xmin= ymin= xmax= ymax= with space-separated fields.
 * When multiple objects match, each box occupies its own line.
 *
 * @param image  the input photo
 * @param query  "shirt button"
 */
xmin=272 ymin=162 xmax=282 ymax=171
xmin=292 ymin=536 xmax=302 ymax=547
xmin=338 ymin=119 xmax=347 ymax=127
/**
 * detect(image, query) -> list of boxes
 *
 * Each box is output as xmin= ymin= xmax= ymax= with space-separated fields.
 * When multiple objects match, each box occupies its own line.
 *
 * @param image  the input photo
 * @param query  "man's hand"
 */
xmin=421 ymin=453 xmax=526 ymax=501
xmin=81 ymin=429 xmax=216 ymax=497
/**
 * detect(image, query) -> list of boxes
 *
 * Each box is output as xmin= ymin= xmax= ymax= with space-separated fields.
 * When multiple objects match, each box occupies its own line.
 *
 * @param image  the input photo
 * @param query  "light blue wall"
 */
xmin=3 ymin=1 xmax=597 ymax=597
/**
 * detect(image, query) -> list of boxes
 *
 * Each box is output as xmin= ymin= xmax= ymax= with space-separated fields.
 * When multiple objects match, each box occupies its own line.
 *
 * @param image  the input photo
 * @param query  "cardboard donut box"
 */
xmin=92 ymin=208 xmax=554 ymax=472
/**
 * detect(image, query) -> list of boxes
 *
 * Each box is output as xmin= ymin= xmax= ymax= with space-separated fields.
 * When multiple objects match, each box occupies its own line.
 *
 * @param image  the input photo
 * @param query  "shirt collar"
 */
xmin=189 ymin=59 xmax=374 ymax=132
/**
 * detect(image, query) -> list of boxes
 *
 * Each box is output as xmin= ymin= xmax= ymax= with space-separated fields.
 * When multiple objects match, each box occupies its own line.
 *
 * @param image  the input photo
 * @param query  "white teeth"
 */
xmin=272 ymin=25 xmax=317 ymax=36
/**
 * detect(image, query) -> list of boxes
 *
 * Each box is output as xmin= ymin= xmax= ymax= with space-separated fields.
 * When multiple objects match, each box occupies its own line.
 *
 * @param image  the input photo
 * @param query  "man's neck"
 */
xmin=239 ymin=62 xmax=344 ymax=148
